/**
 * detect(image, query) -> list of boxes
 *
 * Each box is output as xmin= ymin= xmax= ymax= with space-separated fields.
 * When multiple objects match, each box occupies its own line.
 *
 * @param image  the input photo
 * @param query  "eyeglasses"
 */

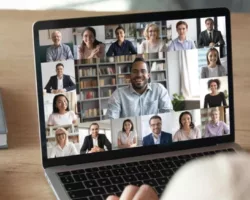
xmin=148 ymin=30 xmax=157 ymax=33
xmin=150 ymin=123 xmax=162 ymax=127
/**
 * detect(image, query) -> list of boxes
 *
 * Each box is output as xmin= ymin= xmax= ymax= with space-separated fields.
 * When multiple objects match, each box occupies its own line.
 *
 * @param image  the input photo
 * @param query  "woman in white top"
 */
xmin=50 ymin=128 xmax=78 ymax=158
xmin=78 ymin=27 xmax=105 ymax=59
xmin=139 ymin=23 xmax=167 ymax=54
xmin=118 ymin=119 xmax=137 ymax=148
xmin=201 ymin=48 xmax=226 ymax=78
xmin=47 ymin=94 xmax=77 ymax=126
xmin=173 ymin=111 xmax=201 ymax=142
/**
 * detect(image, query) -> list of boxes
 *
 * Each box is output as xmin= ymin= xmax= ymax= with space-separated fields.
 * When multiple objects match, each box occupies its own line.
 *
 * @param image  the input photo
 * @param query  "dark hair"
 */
xmin=115 ymin=26 xmax=125 ymax=34
xmin=149 ymin=115 xmax=162 ymax=125
xmin=205 ymin=18 xmax=214 ymax=24
xmin=179 ymin=111 xmax=195 ymax=129
xmin=79 ymin=27 xmax=102 ymax=54
xmin=206 ymin=48 xmax=221 ymax=65
xmin=130 ymin=57 xmax=150 ymax=73
xmin=122 ymin=119 xmax=134 ymax=132
xmin=207 ymin=79 xmax=221 ymax=90
xmin=52 ymin=94 xmax=70 ymax=113
xmin=89 ymin=123 xmax=99 ymax=133
xmin=176 ymin=21 xmax=188 ymax=29
xmin=55 ymin=63 xmax=64 ymax=70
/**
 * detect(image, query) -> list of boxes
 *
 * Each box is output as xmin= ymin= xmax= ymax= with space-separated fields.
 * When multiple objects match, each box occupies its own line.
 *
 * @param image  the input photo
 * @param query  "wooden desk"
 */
xmin=0 ymin=10 xmax=249 ymax=199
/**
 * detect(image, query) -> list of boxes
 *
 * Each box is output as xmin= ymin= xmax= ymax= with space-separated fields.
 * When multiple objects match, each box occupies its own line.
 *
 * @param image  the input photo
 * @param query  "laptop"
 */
xmin=33 ymin=8 xmax=243 ymax=200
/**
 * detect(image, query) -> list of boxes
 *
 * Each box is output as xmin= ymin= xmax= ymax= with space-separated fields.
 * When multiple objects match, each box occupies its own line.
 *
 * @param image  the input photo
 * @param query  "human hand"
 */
xmin=107 ymin=185 xmax=158 ymax=200
xmin=88 ymin=48 xmax=99 ymax=58
xmin=209 ymin=42 xmax=215 ymax=47
xmin=51 ymin=89 xmax=58 ymax=94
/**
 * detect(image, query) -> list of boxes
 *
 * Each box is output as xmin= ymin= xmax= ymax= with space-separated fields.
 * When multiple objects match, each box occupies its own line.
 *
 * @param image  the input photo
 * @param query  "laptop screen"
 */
xmin=37 ymin=12 xmax=231 ymax=159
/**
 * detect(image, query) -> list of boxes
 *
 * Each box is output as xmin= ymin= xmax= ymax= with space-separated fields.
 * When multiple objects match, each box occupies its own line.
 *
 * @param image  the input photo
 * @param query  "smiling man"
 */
xmin=106 ymin=57 xmax=173 ymax=119
xmin=46 ymin=30 xmax=74 ymax=62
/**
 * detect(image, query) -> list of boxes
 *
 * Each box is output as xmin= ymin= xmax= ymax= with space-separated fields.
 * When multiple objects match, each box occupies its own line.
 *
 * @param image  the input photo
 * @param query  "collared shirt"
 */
xmin=57 ymin=76 xmax=63 ymax=90
xmin=167 ymin=37 xmax=196 ymax=51
xmin=173 ymin=127 xmax=201 ymax=142
xmin=47 ymin=111 xmax=77 ymax=126
xmin=106 ymin=83 xmax=173 ymax=119
xmin=208 ymin=65 xmax=219 ymax=77
xmin=106 ymin=40 xmax=137 ymax=56
xmin=205 ymin=121 xmax=230 ymax=137
xmin=46 ymin=43 xmax=74 ymax=62
xmin=118 ymin=131 xmax=136 ymax=145
xmin=49 ymin=142 xmax=78 ymax=158
xmin=207 ymin=30 xmax=214 ymax=40
xmin=92 ymin=136 xmax=98 ymax=147
xmin=153 ymin=132 xmax=161 ymax=145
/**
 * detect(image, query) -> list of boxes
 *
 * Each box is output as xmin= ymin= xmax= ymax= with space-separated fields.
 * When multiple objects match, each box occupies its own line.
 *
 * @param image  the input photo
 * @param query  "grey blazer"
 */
xmin=201 ymin=65 xmax=226 ymax=78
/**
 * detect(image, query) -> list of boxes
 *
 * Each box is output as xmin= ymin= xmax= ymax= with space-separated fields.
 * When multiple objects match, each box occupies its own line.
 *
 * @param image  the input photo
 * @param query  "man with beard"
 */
xmin=46 ymin=30 xmax=74 ymax=62
xmin=106 ymin=57 xmax=173 ymax=119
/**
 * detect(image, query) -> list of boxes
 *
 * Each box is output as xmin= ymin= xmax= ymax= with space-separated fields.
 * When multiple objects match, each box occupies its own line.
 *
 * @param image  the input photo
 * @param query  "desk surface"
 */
xmin=0 ymin=10 xmax=250 ymax=199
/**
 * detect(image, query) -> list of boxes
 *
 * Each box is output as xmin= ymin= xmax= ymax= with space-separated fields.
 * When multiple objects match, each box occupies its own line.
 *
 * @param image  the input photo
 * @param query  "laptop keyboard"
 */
xmin=57 ymin=148 xmax=235 ymax=200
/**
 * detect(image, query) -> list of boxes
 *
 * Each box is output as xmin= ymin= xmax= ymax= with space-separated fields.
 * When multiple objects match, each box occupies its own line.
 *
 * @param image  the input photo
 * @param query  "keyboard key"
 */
xmin=99 ymin=166 xmax=111 ymax=171
xmin=73 ymin=174 xmax=87 ymax=182
xmin=117 ymin=183 xmax=128 ymax=191
xmin=84 ymin=180 xmax=98 ymax=188
xmin=99 ymin=170 xmax=113 ymax=178
xmin=115 ymin=192 xmax=122 ymax=197
xmin=161 ymin=169 xmax=174 ymax=177
xmin=174 ymin=160 xmax=186 ymax=167
xmin=112 ymin=169 xmax=126 ymax=176
xmin=172 ymin=167 xmax=178 ymax=172
xmin=137 ymin=165 xmax=151 ymax=172
xmin=86 ymin=172 xmax=100 ymax=180
xmin=149 ymin=163 xmax=163 ymax=171
xmin=156 ymin=177 xmax=169 ymax=186
xmin=138 ymin=160 xmax=152 ymax=165
xmin=110 ymin=177 xmax=124 ymax=184
xmin=85 ymin=168 xmax=95 ymax=173
xmin=143 ymin=179 xmax=158 ymax=187
xmin=135 ymin=173 xmax=150 ymax=181
xmin=130 ymin=181 xmax=143 ymax=187
xmin=89 ymin=195 xmax=103 ymax=200
xmin=124 ymin=167 xmax=139 ymax=174
xmin=97 ymin=178 xmax=111 ymax=186
xmin=57 ymin=171 xmax=71 ymax=177
xmin=178 ymin=154 xmax=192 ymax=160
xmin=148 ymin=171 xmax=162 ymax=178
xmin=123 ymin=174 xmax=137 ymax=182
xmin=105 ymin=185 xmax=119 ymax=193
xmin=152 ymin=158 xmax=165 ymax=163
xmin=91 ymin=187 xmax=106 ymax=195
xmin=68 ymin=189 xmax=92 ymax=199
xmin=155 ymin=186 xmax=165 ymax=195
xmin=126 ymin=162 xmax=139 ymax=167
xmin=227 ymin=148 xmax=235 ymax=152
xmin=113 ymin=164 xmax=126 ymax=169
xmin=161 ymin=162 xmax=176 ymax=169
xmin=165 ymin=156 xmax=179 ymax=162
xmin=60 ymin=176 xmax=75 ymax=184
xmin=64 ymin=182 xmax=84 ymax=192
xmin=71 ymin=169 xmax=85 ymax=175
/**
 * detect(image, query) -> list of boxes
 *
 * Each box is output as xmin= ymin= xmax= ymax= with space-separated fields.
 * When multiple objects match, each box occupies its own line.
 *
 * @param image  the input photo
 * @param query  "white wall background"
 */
xmin=41 ymin=60 xmax=75 ymax=88
xmin=167 ymin=18 xmax=197 ymax=46
xmin=39 ymin=28 xmax=74 ymax=46
xmin=200 ymin=76 xmax=229 ymax=108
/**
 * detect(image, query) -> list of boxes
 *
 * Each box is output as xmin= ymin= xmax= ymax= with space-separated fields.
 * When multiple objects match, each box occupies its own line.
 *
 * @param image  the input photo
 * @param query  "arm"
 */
xmin=64 ymin=76 xmax=76 ymax=92
xmin=173 ymin=131 xmax=179 ymax=142
xmin=80 ymin=137 xmax=89 ymax=154
xmin=201 ymin=67 xmax=206 ymax=78
xmin=218 ymin=31 xmax=225 ymax=46
xmin=198 ymin=32 xmax=204 ymax=48
xmin=128 ymin=41 xmax=137 ymax=54
xmin=97 ymin=43 xmax=105 ymax=58
xmin=196 ymin=127 xmax=202 ymax=139
xmin=167 ymin=40 xmax=175 ymax=51
xmin=106 ymin=43 xmax=114 ymax=57
xmin=160 ymin=41 xmax=167 ymax=52
xmin=106 ymin=90 xmax=121 ymax=119
xmin=204 ymin=124 xmax=210 ymax=138
xmin=69 ymin=143 xmax=78 ymax=155
xmin=70 ymin=111 xmax=78 ymax=124
xmin=223 ymin=122 xmax=230 ymax=135
xmin=139 ymin=41 xmax=146 ymax=54
xmin=158 ymin=84 xmax=173 ymax=113
xmin=104 ymin=135 xmax=112 ymax=151
xmin=47 ymin=114 xmax=54 ymax=126
xmin=66 ymin=45 xmax=74 ymax=60
xmin=46 ymin=47 xmax=53 ymax=62
xmin=204 ymin=95 xmax=209 ymax=108
xmin=221 ymin=92 xmax=227 ymax=106
xmin=44 ymin=77 xmax=53 ymax=93
xmin=191 ymin=40 xmax=196 ymax=49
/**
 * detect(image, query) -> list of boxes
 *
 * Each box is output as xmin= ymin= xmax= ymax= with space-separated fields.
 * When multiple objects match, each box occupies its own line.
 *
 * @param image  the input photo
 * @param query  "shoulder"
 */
xmin=200 ymin=30 xmax=206 ymax=35
xmin=219 ymin=92 xmax=225 ymax=96
xmin=99 ymin=134 xmax=107 ymax=139
xmin=84 ymin=135 xmax=91 ymax=140
xmin=63 ymin=74 xmax=70 ymax=78
xmin=151 ymin=83 xmax=166 ymax=91
xmin=62 ymin=43 xmax=71 ymax=49
xmin=140 ymin=40 xmax=147 ymax=45
xmin=193 ymin=126 xmax=200 ymax=132
xmin=125 ymin=40 xmax=132 ymax=44
xmin=205 ymin=93 xmax=211 ymax=98
xmin=161 ymin=131 xmax=172 ymax=137
xmin=143 ymin=134 xmax=151 ymax=140
xmin=68 ymin=111 xmax=76 ymax=117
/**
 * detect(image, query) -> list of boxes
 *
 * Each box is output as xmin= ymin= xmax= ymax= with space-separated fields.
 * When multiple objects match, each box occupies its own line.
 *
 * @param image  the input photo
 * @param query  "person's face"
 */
xmin=56 ymin=131 xmax=66 ymax=144
xmin=211 ymin=111 xmax=219 ymax=123
xmin=130 ymin=61 xmax=150 ymax=90
xmin=177 ymin=24 xmax=187 ymax=37
xmin=210 ymin=82 xmax=218 ymax=93
xmin=148 ymin=26 xmax=158 ymax=40
xmin=206 ymin=20 xmax=214 ymax=31
xmin=208 ymin=51 xmax=218 ymax=65
xmin=56 ymin=96 xmax=68 ymax=111
xmin=181 ymin=114 xmax=191 ymax=128
xmin=52 ymin=31 xmax=62 ymax=46
xmin=150 ymin=118 xmax=162 ymax=135
xmin=116 ymin=29 xmax=125 ymax=42
xmin=83 ymin=30 xmax=95 ymax=46
xmin=90 ymin=125 xmax=99 ymax=138
xmin=124 ymin=121 xmax=132 ymax=132
xmin=56 ymin=65 xmax=64 ymax=77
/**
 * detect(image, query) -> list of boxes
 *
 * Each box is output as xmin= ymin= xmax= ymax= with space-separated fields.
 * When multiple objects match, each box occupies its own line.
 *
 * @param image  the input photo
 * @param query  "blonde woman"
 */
xmin=50 ymin=128 xmax=78 ymax=158
xmin=139 ymin=23 xmax=167 ymax=53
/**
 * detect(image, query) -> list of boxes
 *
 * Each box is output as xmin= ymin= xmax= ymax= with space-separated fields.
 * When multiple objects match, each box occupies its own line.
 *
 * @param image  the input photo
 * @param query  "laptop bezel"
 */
xmin=33 ymin=7 xmax=234 ymax=168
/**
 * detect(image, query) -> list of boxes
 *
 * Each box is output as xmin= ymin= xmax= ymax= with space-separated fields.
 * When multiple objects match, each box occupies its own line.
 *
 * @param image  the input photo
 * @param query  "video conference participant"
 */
xmin=198 ymin=18 xmax=225 ymax=49
xmin=204 ymin=79 xmax=227 ymax=108
xmin=143 ymin=115 xmax=172 ymax=146
xmin=139 ymin=23 xmax=167 ymax=53
xmin=44 ymin=63 xmax=76 ymax=94
xmin=173 ymin=111 xmax=201 ymax=142
xmin=106 ymin=26 xmax=137 ymax=57
xmin=167 ymin=21 xmax=196 ymax=51
xmin=49 ymin=128 xmax=78 ymax=158
xmin=117 ymin=119 xmax=137 ymax=148
xmin=80 ymin=123 xmax=112 ymax=154
xmin=78 ymin=27 xmax=105 ymax=59
xmin=106 ymin=57 xmax=173 ymax=119
xmin=205 ymin=107 xmax=229 ymax=137
xmin=47 ymin=94 xmax=77 ymax=126
xmin=201 ymin=48 xmax=226 ymax=78
xmin=46 ymin=30 xmax=74 ymax=62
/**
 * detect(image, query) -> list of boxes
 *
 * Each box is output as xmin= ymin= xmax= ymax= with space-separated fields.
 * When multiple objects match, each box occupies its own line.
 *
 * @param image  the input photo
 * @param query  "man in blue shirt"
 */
xmin=143 ymin=115 xmax=172 ymax=146
xmin=106 ymin=26 xmax=137 ymax=57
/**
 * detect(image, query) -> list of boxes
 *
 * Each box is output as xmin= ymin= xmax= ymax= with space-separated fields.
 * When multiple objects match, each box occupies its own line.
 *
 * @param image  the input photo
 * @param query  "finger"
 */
xmin=132 ymin=184 xmax=158 ymax=200
xmin=106 ymin=195 xmax=119 ymax=200
xmin=120 ymin=185 xmax=139 ymax=200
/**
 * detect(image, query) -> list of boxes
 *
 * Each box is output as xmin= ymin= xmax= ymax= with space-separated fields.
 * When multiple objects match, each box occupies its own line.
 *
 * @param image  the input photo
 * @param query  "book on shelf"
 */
xmin=99 ymin=67 xmax=115 ymax=75
xmin=156 ymin=73 xmax=166 ymax=80
xmin=151 ymin=62 xmax=165 ymax=71
xmin=79 ymin=68 xmax=97 ymax=77
xmin=83 ymin=108 xmax=99 ymax=118
xmin=101 ymin=89 xmax=113 ymax=97
xmin=80 ymin=80 xmax=98 ymax=89
xmin=81 ymin=91 xmax=97 ymax=100
xmin=118 ymin=74 xmax=130 ymax=85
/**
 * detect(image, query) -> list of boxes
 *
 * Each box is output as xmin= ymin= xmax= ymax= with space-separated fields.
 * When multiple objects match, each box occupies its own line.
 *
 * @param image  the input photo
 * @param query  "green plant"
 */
xmin=172 ymin=93 xmax=185 ymax=111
